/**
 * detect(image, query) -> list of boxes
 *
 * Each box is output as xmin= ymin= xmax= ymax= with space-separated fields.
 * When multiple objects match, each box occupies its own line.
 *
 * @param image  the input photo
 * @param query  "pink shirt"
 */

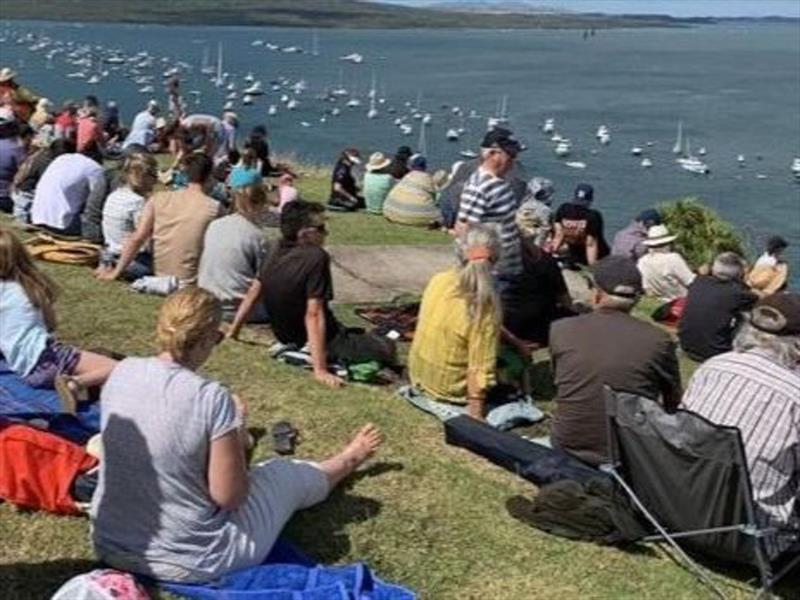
xmin=76 ymin=116 xmax=103 ymax=152
xmin=278 ymin=185 xmax=299 ymax=212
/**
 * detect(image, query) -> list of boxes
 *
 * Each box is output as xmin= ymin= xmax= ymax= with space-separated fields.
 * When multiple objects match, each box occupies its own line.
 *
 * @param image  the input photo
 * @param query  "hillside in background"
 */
xmin=0 ymin=0 xmax=690 ymax=29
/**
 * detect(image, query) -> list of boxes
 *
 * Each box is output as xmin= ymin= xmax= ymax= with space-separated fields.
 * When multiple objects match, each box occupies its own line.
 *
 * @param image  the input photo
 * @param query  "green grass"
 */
xmin=0 ymin=196 xmax=796 ymax=598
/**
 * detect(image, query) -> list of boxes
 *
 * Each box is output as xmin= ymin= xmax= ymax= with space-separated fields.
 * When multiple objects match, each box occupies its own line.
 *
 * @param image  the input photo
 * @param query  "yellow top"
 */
xmin=408 ymin=268 xmax=499 ymax=403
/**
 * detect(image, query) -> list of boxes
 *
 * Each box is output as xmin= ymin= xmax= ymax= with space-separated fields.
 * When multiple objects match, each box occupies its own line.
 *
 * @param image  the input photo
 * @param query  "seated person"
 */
xmin=388 ymin=145 xmax=412 ymax=180
xmin=611 ymin=208 xmax=662 ymax=261
xmin=228 ymin=144 xmax=263 ymax=190
xmin=228 ymin=201 xmax=396 ymax=387
xmin=383 ymin=154 xmax=439 ymax=227
xmin=678 ymin=252 xmax=758 ymax=362
xmin=681 ymin=293 xmax=800 ymax=560
xmin=99 ymin=152 xmax=159 ymax=281
xmin=277 ymin=172 xmax=299 ymax=213
xmin=198 ymin=185 xmax=270 ymax=322
xmin=97 ymin=153 xmax=222 ymax=286
xmin=408 ymin=224 xmax=502 ymax=420
xmin=636 ymin=224 xmax=695 ymax=303
xmin=549 ymin=256 xmax=682 ymax=465
xmin=11 ymin=138 xmax=75 ymax=224
xmin=747 ymin=235 xmax=790 ymax=296
xmin=503 ymin=234 xmax=573 ymax=347
xmin=90 ymin=286 xmax=383 ymax=582
xmin=363 ymin=152 xmax=395 ymax=215
xmin=30 ymin=150 xmax=106 ymax=237
xmin=0 ymin=228 xmax=116 ymax=409
xmin=514 ymin=177 xmax=556 ymax=249
xmin=550 ymin=183 xmax=609 ymax=267
xmin=328 ymin=148 xmax=364 ymax=211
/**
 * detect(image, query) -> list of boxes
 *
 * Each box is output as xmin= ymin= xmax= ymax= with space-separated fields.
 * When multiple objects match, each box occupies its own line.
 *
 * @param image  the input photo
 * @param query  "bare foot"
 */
xmin=342 ymin=424 xmax=383 ymax=467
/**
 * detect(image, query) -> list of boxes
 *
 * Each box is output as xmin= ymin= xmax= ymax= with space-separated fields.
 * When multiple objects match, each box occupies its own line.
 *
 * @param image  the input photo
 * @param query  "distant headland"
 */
xmin=0 ymin=0 xmax=708 ymax=30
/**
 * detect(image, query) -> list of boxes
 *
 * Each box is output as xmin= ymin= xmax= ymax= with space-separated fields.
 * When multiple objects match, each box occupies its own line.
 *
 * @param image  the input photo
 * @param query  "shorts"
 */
xmin=23 ymin=340 xmax=81 ymax=389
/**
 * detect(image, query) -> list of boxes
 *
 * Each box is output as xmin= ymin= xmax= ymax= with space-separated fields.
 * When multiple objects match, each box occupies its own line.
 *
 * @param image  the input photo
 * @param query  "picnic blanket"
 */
xmin=161 ymin=539 xmax=415 ymax=600
xmin=0 ymin=360 xmax=100 ymax=444
xmin=355 ymin=303 xmax=419 ymax=341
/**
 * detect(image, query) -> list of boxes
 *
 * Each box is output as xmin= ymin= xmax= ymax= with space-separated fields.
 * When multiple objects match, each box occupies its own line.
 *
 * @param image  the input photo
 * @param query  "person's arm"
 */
xmin=585 ymin=234 xmax=600 ymax=265
xmin=674 ymin=255 xmax=696 ymax=288
xmin=763 ymin=264 xmax=789 ymax=296
xmin=550 ymin=222 xmax=565 ymax=256
xmin=208 ymin=430 xmax=249 ymax=510
xmin=466 ymin=315 xmax=500 ymax=420
xmin=227 ymin=279 xmax=262 ymax=340
xmin=97 ymin=201 xmax=154 ymax=280
xmin=305 ymin=298 xmax=344 ymax=388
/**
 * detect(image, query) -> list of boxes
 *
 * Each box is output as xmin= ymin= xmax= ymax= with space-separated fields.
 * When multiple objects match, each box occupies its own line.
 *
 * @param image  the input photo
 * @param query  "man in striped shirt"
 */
xmin=681 ymin=293 xmax=800 ymax=560
xmin=457 ymin=128 xmax=525 ymax=292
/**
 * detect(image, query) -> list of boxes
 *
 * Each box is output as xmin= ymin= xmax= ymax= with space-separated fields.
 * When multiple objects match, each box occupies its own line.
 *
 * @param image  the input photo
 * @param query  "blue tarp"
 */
xmin=161 ymin=540 xmax=415 ymax=600
xmin=0 ymin=360 xmax=100 ymax=444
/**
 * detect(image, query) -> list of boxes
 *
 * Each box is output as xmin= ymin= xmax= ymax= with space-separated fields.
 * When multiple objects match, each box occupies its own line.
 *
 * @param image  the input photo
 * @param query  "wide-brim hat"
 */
xmin=750 ymin=293 xmax=800 ymax=336
xmin=366 ymin=151 xmax=391 ymax=172
xmin=0 ymin=67 xmax=17 ymax=82
xmin=643 ymin=224 xmax=677 ymax=247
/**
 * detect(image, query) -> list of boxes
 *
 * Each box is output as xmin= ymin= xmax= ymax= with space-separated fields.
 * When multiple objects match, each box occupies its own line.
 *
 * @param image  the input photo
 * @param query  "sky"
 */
xmin=385 ymin=1 xmax=800 ymax=18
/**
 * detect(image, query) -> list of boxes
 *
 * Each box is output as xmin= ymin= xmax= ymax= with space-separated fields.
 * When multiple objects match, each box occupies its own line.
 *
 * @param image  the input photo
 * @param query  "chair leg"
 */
xmin=601 ymin=465 xmax=729 ymax=600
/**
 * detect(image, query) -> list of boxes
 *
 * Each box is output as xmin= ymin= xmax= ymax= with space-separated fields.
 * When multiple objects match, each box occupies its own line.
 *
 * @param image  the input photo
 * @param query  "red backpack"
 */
xmin=0 ymin=421 xmax=98 ymax=515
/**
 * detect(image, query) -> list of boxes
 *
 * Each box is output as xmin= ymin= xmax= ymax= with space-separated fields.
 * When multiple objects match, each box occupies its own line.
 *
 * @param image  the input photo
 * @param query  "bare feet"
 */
xmin=342 ymin=424 xmax=383 ymax=466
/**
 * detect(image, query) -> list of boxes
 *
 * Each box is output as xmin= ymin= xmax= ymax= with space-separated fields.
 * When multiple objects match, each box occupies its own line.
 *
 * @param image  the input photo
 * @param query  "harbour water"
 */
xmin=3 ymin=19 xmax=799 ymax=279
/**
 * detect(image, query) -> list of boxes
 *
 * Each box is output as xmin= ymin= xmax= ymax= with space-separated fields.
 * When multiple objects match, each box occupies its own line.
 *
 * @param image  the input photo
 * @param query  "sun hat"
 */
xmin=480 ymin=127 xmax=525 ymax=157
xmin=366 ymin=151 xmax=391 ymax=172
xmin=0 ymin=67 xmax=17 ymax=82
xmin=637 ymin=208 xmax=662 ymax=228
xmin=572 ymin=183 xmax=594 ymax=206
xmin=147 ymin=99 xmax=160 ymax=111
xmin=643 ymin=224 xmax=677 ymax=247
xmin=592 ymin=255 xmax=643 ymax=298
xmin=750 ymin=293 xmax=800 ymax=336
xmin=155 ymin=117 xmax=167 ymax=129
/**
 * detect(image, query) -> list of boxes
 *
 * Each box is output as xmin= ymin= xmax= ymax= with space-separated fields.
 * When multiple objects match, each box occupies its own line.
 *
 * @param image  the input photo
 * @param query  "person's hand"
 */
xmin=314 ymin=368 xmax=345 ymax=388
xmin=232 ymin=393 xmax=248 ymax=420
xmin=95 ymin=266 xmax=119 ymax=281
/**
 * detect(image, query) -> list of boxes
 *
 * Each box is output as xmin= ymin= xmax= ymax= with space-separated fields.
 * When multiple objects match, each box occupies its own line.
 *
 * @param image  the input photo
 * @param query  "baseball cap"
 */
xmin=527 ymin=177 xmax=555 ymax=202
xmin=750 ymin=293 xmax=800 ymax=336
xmin=592 ymin=256 xmax=643 ymax=298
xmin=572 ymin=183 xmax=594 ymax=205
xmin=480 ymin=127 xmax=525 ymax=157
xmin=637 ymin=209 xmax=662 ymax=227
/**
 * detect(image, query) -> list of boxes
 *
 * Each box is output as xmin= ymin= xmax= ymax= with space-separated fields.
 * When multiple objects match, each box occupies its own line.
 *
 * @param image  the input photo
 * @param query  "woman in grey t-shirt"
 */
xmin=90 ymin=287 xmax=382 ymax=583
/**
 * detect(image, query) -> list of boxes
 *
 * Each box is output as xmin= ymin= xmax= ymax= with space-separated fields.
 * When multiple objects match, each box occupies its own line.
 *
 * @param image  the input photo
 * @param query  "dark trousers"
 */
xmin=327 ymin=328 xmax=397 ymax=366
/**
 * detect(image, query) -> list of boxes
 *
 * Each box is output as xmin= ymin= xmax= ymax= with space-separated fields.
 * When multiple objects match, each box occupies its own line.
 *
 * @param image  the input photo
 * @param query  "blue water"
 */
xmin=3 ymin=20 xmax=800 ymax=281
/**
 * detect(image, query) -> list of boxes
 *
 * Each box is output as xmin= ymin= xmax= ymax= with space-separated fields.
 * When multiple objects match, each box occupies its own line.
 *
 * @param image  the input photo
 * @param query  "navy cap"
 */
xmin=573 ymin=183 xmax=594 ymax=205
xmin=637 ymin=209 xmax=661 ymax=227
xmin=593 ymin=256 xmax=643 ymax=298
xmin=481 ymin=127 xmax=525 ymax=157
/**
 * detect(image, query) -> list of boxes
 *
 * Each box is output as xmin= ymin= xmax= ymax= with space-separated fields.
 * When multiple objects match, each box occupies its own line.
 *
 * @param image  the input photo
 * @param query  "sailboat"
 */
xmin=214 ymin=43 xmax=224 ymax=88
xmin=366 ymin=72 xmax=378 ymax=119
xmin=417 ymin=120 xmax=428 ymax=156
xmin=311 ymin=30 xmax=319 ymax=57
xmin=672 ymin=121 xmax=683 ymax=155
xmin=676 ymin=135 xmax=710 ymax=175
xmin=487 ymin=95 xmax=509 ymax=129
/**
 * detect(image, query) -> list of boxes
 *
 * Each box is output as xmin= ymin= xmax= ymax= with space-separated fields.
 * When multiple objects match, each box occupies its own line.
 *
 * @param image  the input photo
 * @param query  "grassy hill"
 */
xmin=0 ymin=0 xmax=690 ymax=29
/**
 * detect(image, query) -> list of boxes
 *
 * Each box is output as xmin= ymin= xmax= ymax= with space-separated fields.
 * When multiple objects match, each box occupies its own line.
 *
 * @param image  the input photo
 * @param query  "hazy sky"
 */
xmin=387 ymin=1 xmax=800 ymax=18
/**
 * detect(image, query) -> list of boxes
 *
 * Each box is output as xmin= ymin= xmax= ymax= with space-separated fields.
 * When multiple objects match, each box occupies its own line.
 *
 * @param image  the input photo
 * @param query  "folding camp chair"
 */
xmin=601 ymin=387 xmax=800 ymax=599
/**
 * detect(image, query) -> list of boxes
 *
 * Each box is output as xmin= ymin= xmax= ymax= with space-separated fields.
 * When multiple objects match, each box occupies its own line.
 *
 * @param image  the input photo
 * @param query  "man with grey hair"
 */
xmin=549 ymin=255 xmax=682 ymax=465
xmin=678 ymin=251 xmax=758 ymax=362
xmin=681 ymin=293 xmax=800 ymax=560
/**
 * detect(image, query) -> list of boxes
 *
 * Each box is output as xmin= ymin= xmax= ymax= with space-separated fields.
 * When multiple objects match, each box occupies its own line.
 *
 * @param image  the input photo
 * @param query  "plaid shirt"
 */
xmin=681 ymin=350 xmax=800 ymax=558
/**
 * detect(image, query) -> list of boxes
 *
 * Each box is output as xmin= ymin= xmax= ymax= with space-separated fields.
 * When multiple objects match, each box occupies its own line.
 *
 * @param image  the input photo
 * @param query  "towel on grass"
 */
xmin=161 ymin=539 xmax=415 ymax=600
xmin=0 ymin=360 xmax=100 ymax=444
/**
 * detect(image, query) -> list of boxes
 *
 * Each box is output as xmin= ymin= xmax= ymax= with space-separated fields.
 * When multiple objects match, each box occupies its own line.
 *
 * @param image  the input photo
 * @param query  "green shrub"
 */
xmin=658 ymin=198 xmax=748 ymax=268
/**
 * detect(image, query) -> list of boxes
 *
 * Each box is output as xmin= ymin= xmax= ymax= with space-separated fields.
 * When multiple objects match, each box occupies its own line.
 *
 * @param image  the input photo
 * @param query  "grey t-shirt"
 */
xmin=198 ymin=213 xmax=269 ymax=314
xmin=90 ymin=357 xmax=242 ymax=581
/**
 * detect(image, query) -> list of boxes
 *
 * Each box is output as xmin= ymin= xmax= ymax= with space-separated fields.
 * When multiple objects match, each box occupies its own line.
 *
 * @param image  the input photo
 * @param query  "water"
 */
xmin=4 ymin=20 xmax=800 ymax=281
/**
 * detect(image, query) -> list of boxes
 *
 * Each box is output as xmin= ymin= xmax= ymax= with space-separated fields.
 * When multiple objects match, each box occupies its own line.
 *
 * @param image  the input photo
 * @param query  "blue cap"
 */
xmin=573 ymin=183 xmax=594 ymax=205
xmin=637 ymin=209 xmax=661 ymax=227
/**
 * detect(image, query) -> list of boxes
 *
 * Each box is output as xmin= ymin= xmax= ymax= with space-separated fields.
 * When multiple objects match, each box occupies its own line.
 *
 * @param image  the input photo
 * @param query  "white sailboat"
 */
xmin=214 ymin=43 xmax=224 ymax=88
xmin=417 ymin=120 xmax=428 ymax=156
xmin=791 ymin=157 xmax=800 ymax=180
xmin=366 ymin=72 xmax=378 ymax=119
xmin=672 ymin=120 xmax=683 ymax=155
xmin=676 ymin=136 xmax=710 ymax=175
xmin=311 ymin=30 xmax=319 ymax=57
xmin=542 ymin=118 xmax=555 ymax=134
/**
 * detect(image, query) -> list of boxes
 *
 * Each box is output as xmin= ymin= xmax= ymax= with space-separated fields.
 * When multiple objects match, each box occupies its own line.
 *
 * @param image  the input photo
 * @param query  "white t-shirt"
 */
xmin=31 ymin=153 xmax=106 ymax=230
xmin=102 ymin=186 xmax=146 ymax=255
xmin=637 ymin=251 xmax=696 ymax=302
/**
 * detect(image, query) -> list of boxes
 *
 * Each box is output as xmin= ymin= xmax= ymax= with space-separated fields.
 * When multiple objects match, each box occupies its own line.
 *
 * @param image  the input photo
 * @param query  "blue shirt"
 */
xmin=0 ymin=281 xmax=49 ymax=376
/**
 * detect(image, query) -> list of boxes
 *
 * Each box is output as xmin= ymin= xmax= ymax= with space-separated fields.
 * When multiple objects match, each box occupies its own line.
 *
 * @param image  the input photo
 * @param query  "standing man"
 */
xmin=457 ymin=127 xmax=525 ymax=295
xmin=549 ymin=256 xmax=682 ymax=465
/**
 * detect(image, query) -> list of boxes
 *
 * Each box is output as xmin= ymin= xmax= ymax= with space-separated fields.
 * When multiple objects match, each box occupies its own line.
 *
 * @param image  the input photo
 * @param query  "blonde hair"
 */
xmin=455 ymin=224 xmax=502 ymax=325
xmin=121 ymin=152 xmax=158 ymax=196
xmin=0 ymin=227 xmax=59 ymax=330
xmin=232 ymin=184 xmax=269 ymax=223
xmin=156 ymin=287 xmax=221 ymax=363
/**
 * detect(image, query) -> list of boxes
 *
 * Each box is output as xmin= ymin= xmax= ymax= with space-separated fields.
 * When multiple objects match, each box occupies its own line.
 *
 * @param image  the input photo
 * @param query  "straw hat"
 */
xmin=0 ymin=67 xmax=17 ymax=83
xmin=366 ymin=151 xmax=391 ymax=172
xmin=643 ymin=224 xmax=677 ymax=247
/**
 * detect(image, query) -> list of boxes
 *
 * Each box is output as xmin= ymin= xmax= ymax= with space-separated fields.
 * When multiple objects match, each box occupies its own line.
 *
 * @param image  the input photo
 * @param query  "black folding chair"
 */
xmin=602 ymin=387 xmax=800 ymax=598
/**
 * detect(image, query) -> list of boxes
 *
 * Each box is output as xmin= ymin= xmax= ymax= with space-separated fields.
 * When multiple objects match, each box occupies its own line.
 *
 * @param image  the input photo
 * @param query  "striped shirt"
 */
xmin=458 ymin=168 xmax=522 ymax=277
xmin=680 ymin=350 xmax=800 ymax=559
